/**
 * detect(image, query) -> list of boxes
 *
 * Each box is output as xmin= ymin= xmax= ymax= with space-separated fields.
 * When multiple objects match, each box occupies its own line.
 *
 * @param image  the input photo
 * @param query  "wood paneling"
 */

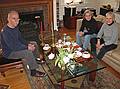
xmin=0 ymin=0 xmax=52 ymax=4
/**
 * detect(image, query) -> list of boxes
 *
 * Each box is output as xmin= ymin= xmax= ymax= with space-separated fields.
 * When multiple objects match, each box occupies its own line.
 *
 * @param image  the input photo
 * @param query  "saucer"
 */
xmin=43 ymin=46 xmax=51 ymax=50
xmin=48 ymin=53 xmax=55 ymax=59
xmin=74 ymin=51 xmax=82 ymax=57
xmin=82 ymin=51 xmax=90 ymax=58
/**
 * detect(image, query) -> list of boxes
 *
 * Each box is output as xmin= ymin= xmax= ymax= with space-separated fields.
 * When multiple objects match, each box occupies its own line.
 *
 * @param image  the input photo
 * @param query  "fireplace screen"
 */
xmin=19 ymin=10 xmax=44 ymax=46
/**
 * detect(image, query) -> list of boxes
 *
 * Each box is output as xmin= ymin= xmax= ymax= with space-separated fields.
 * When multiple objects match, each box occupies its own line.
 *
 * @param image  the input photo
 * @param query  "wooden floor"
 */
xmin=0 ymin=69 xmax=31 ymax=89
xmin=0 ymin=27 xmax=120 ymax=89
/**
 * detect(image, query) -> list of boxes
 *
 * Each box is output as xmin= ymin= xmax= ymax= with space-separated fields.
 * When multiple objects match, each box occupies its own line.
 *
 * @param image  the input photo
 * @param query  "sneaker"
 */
xmin=31 ymin=70 xmax=47 ymax=77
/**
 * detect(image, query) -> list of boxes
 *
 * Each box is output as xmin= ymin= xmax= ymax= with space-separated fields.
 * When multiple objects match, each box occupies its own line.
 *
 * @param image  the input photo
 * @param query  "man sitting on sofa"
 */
xmin=90 ymin=12 xmax=118 ymax=60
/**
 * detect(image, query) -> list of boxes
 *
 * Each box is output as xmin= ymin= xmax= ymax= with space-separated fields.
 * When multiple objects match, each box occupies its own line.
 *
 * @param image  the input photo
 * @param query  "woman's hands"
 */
xmin=96 ymin=39 xmax=104 ymax=49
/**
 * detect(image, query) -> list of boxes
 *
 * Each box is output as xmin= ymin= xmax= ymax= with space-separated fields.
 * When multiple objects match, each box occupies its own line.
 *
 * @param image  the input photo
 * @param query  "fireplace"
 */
xmin=0 ymin=0 xmax=53 ymax=45
xmin=19 ymin=10 xmax=44 ymax=45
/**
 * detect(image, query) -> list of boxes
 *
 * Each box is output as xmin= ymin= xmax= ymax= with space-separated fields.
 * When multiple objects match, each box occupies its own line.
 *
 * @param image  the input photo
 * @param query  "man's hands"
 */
xmin=28 ymin=44 xmax=35 ymax=51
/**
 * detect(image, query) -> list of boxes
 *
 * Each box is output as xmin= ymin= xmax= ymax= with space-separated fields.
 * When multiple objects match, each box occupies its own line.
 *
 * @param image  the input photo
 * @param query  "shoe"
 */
xmin=31 ymin=70 xmax=47 ymax=77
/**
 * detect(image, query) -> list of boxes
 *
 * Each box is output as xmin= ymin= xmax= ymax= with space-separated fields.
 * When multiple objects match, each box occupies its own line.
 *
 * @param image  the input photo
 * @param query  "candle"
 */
xmin=51 ymin=22 xmax=53 ymax=35
xmin=51 ymin=22 xmax=55 ymax=47
xmin=40 ymin=20 xmax=43 ymax=34
xmin=35 ymin=16 xmax=44 ymax=46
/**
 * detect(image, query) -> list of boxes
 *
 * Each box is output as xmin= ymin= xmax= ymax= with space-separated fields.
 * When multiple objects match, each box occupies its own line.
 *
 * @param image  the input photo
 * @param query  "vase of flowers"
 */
xmin=55 ymin=47 xmax=74 ymax=70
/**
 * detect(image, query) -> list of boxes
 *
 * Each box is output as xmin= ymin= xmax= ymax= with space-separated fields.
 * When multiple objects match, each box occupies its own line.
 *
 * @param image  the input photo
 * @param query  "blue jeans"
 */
xmin=76 ymin=32 xmax=96 ymax=50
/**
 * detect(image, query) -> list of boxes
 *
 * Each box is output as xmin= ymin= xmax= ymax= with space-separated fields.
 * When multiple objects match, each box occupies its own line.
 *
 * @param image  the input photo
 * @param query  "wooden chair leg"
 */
xmin=1 ymin=72 xmax=5 ymax=77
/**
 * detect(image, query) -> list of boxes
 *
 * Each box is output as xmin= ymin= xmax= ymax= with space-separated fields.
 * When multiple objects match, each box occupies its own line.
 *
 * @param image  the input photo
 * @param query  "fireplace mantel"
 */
xmin=0 ymin=0 xmax=53 ymax=31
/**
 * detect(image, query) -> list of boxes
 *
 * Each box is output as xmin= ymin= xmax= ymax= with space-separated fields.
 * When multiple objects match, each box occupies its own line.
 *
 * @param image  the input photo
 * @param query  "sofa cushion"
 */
xmin=76 ymin=19 xmax=83 ymax=32
xmin=105 ymin=42 xmax=120 ymax=73
xmin=116 ymin=23 xmax=120 ymax=40
xmin=94 ymin=15 xmax=105 ymax=22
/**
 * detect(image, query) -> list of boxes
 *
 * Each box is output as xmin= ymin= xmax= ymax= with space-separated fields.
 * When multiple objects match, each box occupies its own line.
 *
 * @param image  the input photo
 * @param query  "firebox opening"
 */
xmin=19 ymin=10 xmax=44 ymax=47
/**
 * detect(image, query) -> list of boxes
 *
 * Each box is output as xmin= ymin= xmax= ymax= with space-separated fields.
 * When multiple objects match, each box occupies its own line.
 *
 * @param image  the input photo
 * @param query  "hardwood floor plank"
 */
xmin=0 ymin=69 xmax=31 ymax=89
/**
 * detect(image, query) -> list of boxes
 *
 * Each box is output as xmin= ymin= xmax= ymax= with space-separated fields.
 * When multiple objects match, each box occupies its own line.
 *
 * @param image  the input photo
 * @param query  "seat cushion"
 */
xmin=0 ymin=57 xmax=22 ymax=65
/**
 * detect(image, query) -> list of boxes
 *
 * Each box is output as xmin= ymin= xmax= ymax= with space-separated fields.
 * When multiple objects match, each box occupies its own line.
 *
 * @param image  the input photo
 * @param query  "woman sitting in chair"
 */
xmin=90 ymin=12 xmax=118 ymax=60
xmin=76 ymin=9 xmax=97 ymax=50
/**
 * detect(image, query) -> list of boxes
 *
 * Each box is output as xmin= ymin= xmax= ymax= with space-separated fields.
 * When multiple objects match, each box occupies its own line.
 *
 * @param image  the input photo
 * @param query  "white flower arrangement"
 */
xmin=55 ymin=47 xmax=74 ymax=70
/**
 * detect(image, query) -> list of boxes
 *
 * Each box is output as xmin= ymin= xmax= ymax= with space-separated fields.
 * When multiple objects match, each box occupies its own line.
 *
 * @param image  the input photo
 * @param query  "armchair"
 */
xmin=0 ymin=57 xmax=23 ymax=77
xmin=0 ymin=34 xmax=23 ymax=77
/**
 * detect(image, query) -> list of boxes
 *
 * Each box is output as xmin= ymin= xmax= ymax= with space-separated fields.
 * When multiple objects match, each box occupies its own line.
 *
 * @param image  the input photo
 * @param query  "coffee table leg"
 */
xmin=89 ymin=71 xmax=96 ymax=82
xmin=61 ymin=81 xmax=64 ymax=89
xmin=61 ymin=70 xmax=65 ymax=89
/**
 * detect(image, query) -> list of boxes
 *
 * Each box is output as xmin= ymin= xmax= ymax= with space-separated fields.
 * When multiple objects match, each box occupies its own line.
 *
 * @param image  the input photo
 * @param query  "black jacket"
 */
xmin=79 ymin=18 xmax=98 ymax=35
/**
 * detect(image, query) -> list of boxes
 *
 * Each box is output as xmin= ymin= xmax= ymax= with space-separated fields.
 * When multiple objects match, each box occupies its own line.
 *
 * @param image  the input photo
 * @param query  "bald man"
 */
xmin=1 ymin=11 xmax=46 ymax=77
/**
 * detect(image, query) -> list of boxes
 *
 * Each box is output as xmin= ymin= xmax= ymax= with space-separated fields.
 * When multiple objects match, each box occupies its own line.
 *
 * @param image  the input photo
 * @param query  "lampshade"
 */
xmin=64 ymin=0 xmax=73 ymax=4
xmin=64 ymin=0 xmax=83 ymax=4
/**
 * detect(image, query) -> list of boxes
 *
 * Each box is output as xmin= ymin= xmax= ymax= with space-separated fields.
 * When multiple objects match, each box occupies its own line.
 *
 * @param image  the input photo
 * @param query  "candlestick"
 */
xmin=35 ymin=16 xmax=44 ymax=46
xmin=51 ymin=22 xmax=55 ymax=47
xmin=40 ymin=20 xmax=44 ymax=46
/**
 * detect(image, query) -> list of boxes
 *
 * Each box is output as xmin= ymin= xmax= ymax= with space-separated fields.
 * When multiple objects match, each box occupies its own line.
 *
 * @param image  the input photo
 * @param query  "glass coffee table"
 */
xmin=43 ymin=46 xmax=106 ymax=89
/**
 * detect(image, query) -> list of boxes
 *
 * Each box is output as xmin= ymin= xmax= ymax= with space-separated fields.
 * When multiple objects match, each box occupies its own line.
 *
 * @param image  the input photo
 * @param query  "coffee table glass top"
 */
xmin=44 ymin=45 xmax=106 ymax=83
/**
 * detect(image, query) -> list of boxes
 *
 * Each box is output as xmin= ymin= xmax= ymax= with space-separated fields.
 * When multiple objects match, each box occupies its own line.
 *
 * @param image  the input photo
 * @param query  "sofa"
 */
xmin=76 ymin=15 xmax=120 ymax=73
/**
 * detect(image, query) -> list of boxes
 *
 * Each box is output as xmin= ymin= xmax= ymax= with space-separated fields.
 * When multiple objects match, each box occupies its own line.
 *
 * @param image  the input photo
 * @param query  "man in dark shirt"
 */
xmin=1 ymin=11 xmax=46 ymax=77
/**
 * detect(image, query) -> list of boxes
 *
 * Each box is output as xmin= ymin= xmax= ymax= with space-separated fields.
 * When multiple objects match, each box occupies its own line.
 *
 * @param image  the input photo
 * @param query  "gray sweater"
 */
xmin=97 ymin=22 xmax=118 ymax=45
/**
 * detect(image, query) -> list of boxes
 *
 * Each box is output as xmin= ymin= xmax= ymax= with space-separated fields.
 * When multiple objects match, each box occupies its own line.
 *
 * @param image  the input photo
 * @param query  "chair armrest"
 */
xmin=76 ymin=19 xmax=83 ymax=32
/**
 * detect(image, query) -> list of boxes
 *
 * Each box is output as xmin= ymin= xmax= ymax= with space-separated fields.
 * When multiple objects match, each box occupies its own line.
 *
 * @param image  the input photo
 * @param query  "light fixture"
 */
xmin=64 ymin=0 xmax=83 ymax=5
xmin=64 ymin=0 xmax=73 ymax=4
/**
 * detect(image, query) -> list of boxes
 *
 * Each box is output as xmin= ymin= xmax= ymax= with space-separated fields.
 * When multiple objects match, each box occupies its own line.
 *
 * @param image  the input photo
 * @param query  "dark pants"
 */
xmin=7 ymin=41 xmax=39 ymax=70
xmin=90 ymin=38 xmax=117 ymax=60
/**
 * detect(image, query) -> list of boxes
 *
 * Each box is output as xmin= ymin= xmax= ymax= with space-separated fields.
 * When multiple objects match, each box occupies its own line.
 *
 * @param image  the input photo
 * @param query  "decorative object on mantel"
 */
xmin=51 ymin=22 xmax=55 ymax=47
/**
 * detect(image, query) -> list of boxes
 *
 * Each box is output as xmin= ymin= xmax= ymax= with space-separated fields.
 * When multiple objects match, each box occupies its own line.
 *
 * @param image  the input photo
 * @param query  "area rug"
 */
xmin=80 ymin=69 xmax=120 ymax=89
xmin=25 ymin=63 xmax=120 ymax=89
xmin=54 ymin=69 xmax=120 ymax=89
